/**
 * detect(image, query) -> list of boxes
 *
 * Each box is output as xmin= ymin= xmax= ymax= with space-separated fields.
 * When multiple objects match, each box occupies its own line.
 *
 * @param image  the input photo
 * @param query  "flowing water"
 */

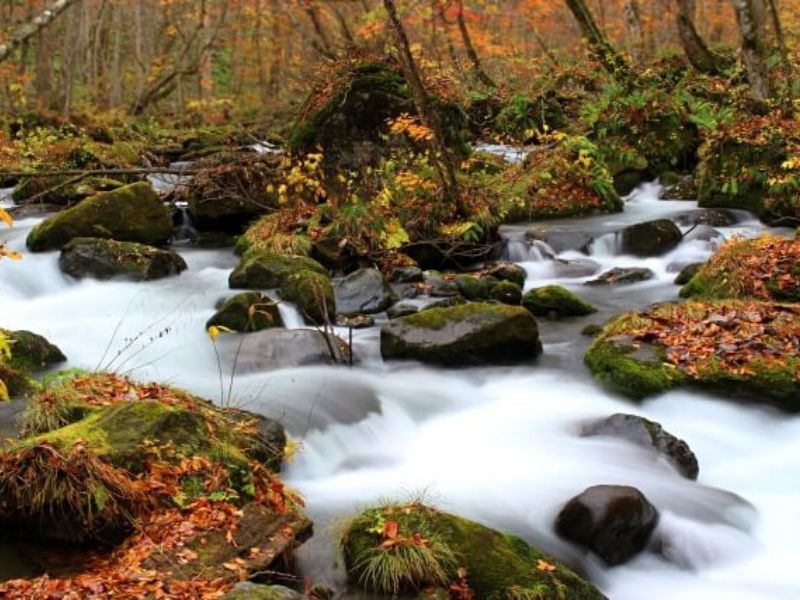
xmin=1 ymin=182 xmax=799 ymax=598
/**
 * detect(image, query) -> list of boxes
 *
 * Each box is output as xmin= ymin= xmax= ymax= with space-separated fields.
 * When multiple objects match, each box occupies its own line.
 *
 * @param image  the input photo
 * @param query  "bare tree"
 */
xmin=0 ymin=0 xmax=79 ymax=64
xmin=731 ymin=0 xmax=773 ymax=100
xmin=382 ymin=0 xmax=465 ymax=217
xmin=623 ymin=0 xmax=645 ymax=63
xmin=453 ymin=0 xmax=495 ymax=88
xmin=675 ymin=0 xmax=727 ymax=74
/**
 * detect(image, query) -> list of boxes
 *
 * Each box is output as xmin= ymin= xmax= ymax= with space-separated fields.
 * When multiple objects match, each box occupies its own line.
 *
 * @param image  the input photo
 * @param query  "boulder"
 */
xmin=488 ymin=280 xmax=522 ymax=305
xmin=26 ymin=182 xmax=173 ymax=252
xmin=555 ymin=485 xmax=659 ymax=565
xmin=380 ymin=303 xmax=541 ymax=366
xmin=206 ymin=293 xmax=282 ymax=333
xmin=620 ymin=219 xmax=682 ymax=257
xmin=386 ymin=302 xmax=419 ymax=320
xmin=334 ymin=268 xmax=396 ymax=316
xmin=582 ymin=413 xmax=699 ymax=480
xmin=586 ymin=267 xmax=654 ymax=286
xmin=280 ymin=270 xmax=335 ymax=324
xmin=673 ymin=209 xmax=737 ymax=228
xmin=522 ymin=285 xmax=596 ymax=317
xmin=526 ymin=228 xmax=593 ymax=254
xmin=423 ymin=271 xmax=460 ymax=297
xmin=229 ymin=253 xmax=327 ymax=289
xmin=454 ymin=274 xmax=490 ymax=300
xmin=221 ymin=329 xmax=349 ymax=372
xmin=0 ymin=329 xmax=66 ymax=373
xmin=342 ymin=502 xmax=604 ymax=598
xmin=224 ymin=583 xmax=307 ymax=600
xmin=59 ymin=238 xmax=187 ymax=281
xmin=483 ymin=262 xmax=527 ymax=287
xmin=673 ymin=262 xmax=704 ymax=285
xmin=392 ymin=266 xmax=423 ymax=283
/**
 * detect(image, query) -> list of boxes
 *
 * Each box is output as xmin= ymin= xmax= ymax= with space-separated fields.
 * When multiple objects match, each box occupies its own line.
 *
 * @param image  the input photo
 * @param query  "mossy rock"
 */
xmin=207 ymin=293 xmax=282 ymax=333
xmin=342 ymin=503 xmax=604 ymax=599
xmin=224 ymin=583 xmax=307 ymax=599
xmin=673 ymin=262 xmax=704 ymax=286
xmin=381 ymin=303 xmax=541 ymax=366
xmin=26 ymin=182 xmax=174 ymax=252
xmin=229 ymin=253 xmax=328 ymax=290
xmin=279 ymin=270 xmax=335 ymax=324
xmin=488 ymin=280 xmax=522 ymax=305
xmin=59 ymin=237 xmax=187 ymax=281
xmin=455 ymin=275 xmax=490 ymax=300
xmin=1 ymin=329 xmax=66 ymax=373
xmin=523 ymin=285 xmax=596 ymax=317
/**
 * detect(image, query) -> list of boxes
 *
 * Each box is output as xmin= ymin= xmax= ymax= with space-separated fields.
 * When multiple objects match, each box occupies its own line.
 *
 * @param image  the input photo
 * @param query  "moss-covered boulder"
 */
xmin=381 ymin=303 xmax=541 ymax=366
xmin=455 ymin=274 xmax=490 ymax=300
xmin=488 ymin=280 xmax=522 ymax=305
xmin=674 ymin=262 xmax=704 ymax=285
xmin=224 ymin=583 xmax=308 ymax=600
xmin=523 ymin=285 xmax=596 ymax=317
xmin=680 ymin=236 xmax=800 ymax=301
xmin=59 ymin=237 xmax=187 ymax=281
xmin=207 ymin=293 xmax=282 ymax=333
xmin=341 ymin=502 xmax=604 ymax=599
xmin=229 ymin=253 xmax=328 ymax=289
xmin=280 ymin=270 xmax=335 ymax=324
xmin=585 ymin=301 xmax=800 ymax=408
xmin=26 ymin=182 xmax=174 ymax=252
xmin=0 ymin=329 xmax=65 ymax=400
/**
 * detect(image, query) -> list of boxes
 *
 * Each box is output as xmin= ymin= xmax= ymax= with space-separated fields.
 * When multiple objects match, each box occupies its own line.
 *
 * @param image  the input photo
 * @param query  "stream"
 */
xmin=1 ymin=181 xmax=799 ymax=598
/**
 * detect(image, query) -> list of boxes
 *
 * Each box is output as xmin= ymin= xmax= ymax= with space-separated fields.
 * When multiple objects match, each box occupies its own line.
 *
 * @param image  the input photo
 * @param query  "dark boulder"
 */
xmin=620 ymin=219 xmax=682 ymax=257
xmin=582 ymin=413 xmax=699 ymax=480
xmin=334 ymin=268 xmax=396 ymax=316
xmin=206 ymin=292 xmax=282 ymax=333
xmin=386 ymin=302 xmax=419 ymax=320
xmin=488 ymin=280 xmax=522 ymax=305
xmin=586 ymin=267 xmax=655 ymax=286
xmin=59 ymin=238 xmax=186 ymax=281
xmin=555 ymin=485 xmax=659 ymax=565
xmin=674 ymin=262 xmax=704 ymax=286
xmin=522 ymin=285 xmax=596 ymax=318
xmin=229 ymin=253 xmax=327 ymax=289
xmin=279 ymin=270 xmax=335 ymax=324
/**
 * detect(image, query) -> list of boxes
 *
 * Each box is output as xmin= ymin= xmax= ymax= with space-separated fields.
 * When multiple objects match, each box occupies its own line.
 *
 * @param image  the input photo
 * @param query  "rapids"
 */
xmin=1 ymin=182 xmax=799 ymax=598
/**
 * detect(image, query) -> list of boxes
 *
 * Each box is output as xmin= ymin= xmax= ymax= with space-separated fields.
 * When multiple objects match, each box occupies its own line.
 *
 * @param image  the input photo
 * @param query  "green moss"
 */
xmin=489 ymin=281 xmax=522 ymax=305
xmin=342 ymin=503 xmax=604 ymax=599
xmin=207 ymin=293 xmax=282 ymax=333
xmin=59 ymin=237 xmax=187 ymax=281
xmin=229 ymin=253 xmax=327 ymax=289
xmin=1 ymin=329 xmax=66 ymax=373
xmin=26 ymin=182 xmax=173 ymax=251
xmin=279 ymin=270 xmax=335 ymax=324
xmin=522 ymin=286 xmax=596 ymax=317
xmin=455 ymin=275 xmax=490 ymax=300
xmin=396 ymin=302 xmax=523 ymax=331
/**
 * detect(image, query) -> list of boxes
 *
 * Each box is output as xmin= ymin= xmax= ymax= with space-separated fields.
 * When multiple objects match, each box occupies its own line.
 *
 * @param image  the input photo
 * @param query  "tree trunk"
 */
xmin=623 ymin=0 xmax=645 ymax=63
xmin=563 ymin=0 xmax=635 ymax=84
xmin=731 ymin=0 xmax=773 ymax=100
xmin=0 ymin=0 xmax=80 ymax=64
xmin=382 ymin=0 xmax=464 ymax=217
xmin=766 ymin=0 xmax=787 ymax=62
xmin=455 ymin=0 xmax=495 ymax=88
xmin=675 ymin=0 xmax=726 ymax=74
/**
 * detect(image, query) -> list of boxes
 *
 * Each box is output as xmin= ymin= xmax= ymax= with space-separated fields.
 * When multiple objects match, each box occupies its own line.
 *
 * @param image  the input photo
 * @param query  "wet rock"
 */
xmin=583 ymin=414 xmax=699 ymax=479
xmin=421 ymin=296 xmax=468 ymax=311
xmin=423 ymin=271 xmax=460 ymax=297
xmin=674 ymin=262 xmax=704 ymax=285
xmin=336 ymin=314 xmax=375 ymax=329
xmin=483 ymin=262 xmax=527 ymax=287
xmin=391 ymin=266 xmax=423 ymax=283
xmin=620 ymin=219 xmax=682 ymax=257
xmin=386 ymin=302 xmax=419 ymax=319
xmin=673 ymin=209 xmax=738 ymax=228
xmin=581 ymin=324 xmax=603 ymax=337
xmin=663 ymin=174 xmax=696 ymax=199
xmin=224 ymin=329 xmax=349 ymax=372
xmin=488 ymin=280 xmax=522 ymax=305
xmin=0 ymin=329 xmax=66 ymax=373
xmin=551 ymin=258 xmax=601 ymax=279
xmin=523 ymin=285 xmax=596 ymax=317
xmin=455 ymin=274 xmax=490 ymax=300
xmin=7 ymin=203 xmax=62 ymax=220
xmin=224 ymin=583 xmax=307 ymax=599
xmin=381 ymin=303 xmax=542 ymax=366
xmin=59 ymin=238 xmax=187 ymax=281
xmin=207 ymin=292 xmax=282 ymax=333
xmin=683 ymin=225 xmax=723 ymax=243
xmin=280 ymin=270 xmax=335 ymax=324
xmin=555 ymin=485 xmax=659 ymax=565
xmin=26 ymin=182 xmax=174 ymax=252
xmin=586 ymin=267 xmax=655 ymax=286
xmin=229 ymin=253 xmax=327 ymax=289
xmin=526 ymin=228 xmax=593 ymax=254
xmin=334 ymin=268 xmax=396 ymax=316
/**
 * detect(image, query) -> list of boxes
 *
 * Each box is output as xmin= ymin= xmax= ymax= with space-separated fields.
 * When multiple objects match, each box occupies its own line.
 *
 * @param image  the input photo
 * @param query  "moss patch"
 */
xmin=279 ymin=270 xmax=335 ymax=324
xmin=523 ymin=286 xmax=596 ymax=317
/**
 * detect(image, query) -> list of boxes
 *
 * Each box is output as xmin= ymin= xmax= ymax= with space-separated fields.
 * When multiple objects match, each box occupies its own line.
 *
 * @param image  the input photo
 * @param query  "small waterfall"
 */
xmin=504 ymin=239 xmax=555 ymax=262
xmin=147 ymin=161 xmax=194 ymax=194
xmin=587 ymin=232 xmax=623 ymax=258
xmin=0 ymin=187 xmax=13 ymax=209
xmin=173 ymin=203 xmax=198 ymax=243
xmin=249 ymin=141 xmax=284 ymax=155
xmin=472 ymin=143 xmax=532 ymax=164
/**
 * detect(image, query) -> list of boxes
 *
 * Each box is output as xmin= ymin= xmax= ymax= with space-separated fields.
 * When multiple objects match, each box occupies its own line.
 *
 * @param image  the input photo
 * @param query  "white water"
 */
xmin=1 ymin=182 xmax=799 ymax=598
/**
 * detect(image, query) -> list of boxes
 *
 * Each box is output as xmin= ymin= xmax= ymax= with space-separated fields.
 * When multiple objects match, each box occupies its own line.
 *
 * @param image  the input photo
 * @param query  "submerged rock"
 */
xmin=586 ymin=267 xmax=655 ymax=286
xmin=555 ymin=485 xmax=659 ymax=566
xmin=342 ymin=502 xmax=605 ymax=598
xmin=207 ymin=292 xmax=282 ymax=332
xmin=334 ymin=268 xmax=396 ymax=316
xmin=59 ymin=238 xmax=186 ymax=281
xmin=380 ymin=303 xmax=541 ymax=366
xmin=583 ymin=413 xmax=699 ymax=479
xmin=522 ymin=285 xmax=596 ymax=318
xmin=620 ymin=219 xmax=682 ymax=257
xmin=229 ymin=253 xmax=327 ymax=290
xmin=26 ymin=182 xmax=174 ymax=252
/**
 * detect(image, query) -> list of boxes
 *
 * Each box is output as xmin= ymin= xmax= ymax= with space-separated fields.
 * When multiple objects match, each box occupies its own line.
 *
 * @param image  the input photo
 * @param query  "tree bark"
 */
xmin=675 ymin=0 xmax=726 ymax=74
xmin=563 ymin=0 xmax=636 ymax=84
xmin=731 ymin=0 xmax=773 ymax=100
xmin=0 ymin=0 xmax=79 ymax=64
xmin=454 ymin=0 xmax=495 ymax=88
xmin=382 ymin=0 xmax=464 ymax=217
xmin=766 ymin=0 xmax=787 ymax=62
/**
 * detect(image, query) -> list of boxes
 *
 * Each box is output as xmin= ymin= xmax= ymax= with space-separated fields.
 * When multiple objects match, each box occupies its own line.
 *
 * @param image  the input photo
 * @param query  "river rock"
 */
xmin=280 ymin=270 xmax=335 ymax=324
xmin=334 ymin=268 xmax=396 ymax=316
xmin=683 ymin=225 xmax=723 ymax=243
xmin=380 ymin=303 xmax=542 ymax=366
xmin=586 ymin=267 xmax=655 ymax=286
xmin=582 ymin=413 xmax=699 ymax=479
xmin=423 ymin=271 xmax=460 ymax=297
xmin=674 ymin=209 xmax=738 ymax=228
xmin=0 ymin=329 xmax=66 ymax=373
xmin=206 ymin=292 xmax=282 ymax=332
xmin=620 ymin=219 xmax=682 ymax=257
xmin=224 ymin=583 xmax=307 ymax=600
xmin=229 ymin=253 xmax=327 ymax=289
xmin=221 ymin=329 xmax=349 ymax=372
xmin=483 ymin=262 xmax=527 ymax=287
xmin=391 ymin=266 xmax=423 ymax=283
xmin=526 ymin=228 xmax=593 ymax=254
xmin=674 ymin=262 xmax=704 ymax=285
xmin=336 ymin=314 xmax=375 ymax=329
xmin=26 ymin=182 xmax=174 ymax=252
xmin=59 ymin=238 xmax=187 ymax=281
xmin=386 ymin=302 xmax=419 ymax=319
xmin=488 ymin=280 xmax=522 ymax=305
xmin=555 ymin=485 xmax=659 ymax=565
xmin=455 ymin=274 xmax=490 ymax=300
xmin=522 ymin=285 xmax=596 ymax=317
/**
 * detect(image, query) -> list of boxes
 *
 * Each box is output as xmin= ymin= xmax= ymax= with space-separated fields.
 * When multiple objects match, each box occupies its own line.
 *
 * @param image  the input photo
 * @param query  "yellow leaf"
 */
xmin=0 ymin=208 xmax=12 ymax=228
xmin=0 ymin=379 xmax=7 ymax=402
